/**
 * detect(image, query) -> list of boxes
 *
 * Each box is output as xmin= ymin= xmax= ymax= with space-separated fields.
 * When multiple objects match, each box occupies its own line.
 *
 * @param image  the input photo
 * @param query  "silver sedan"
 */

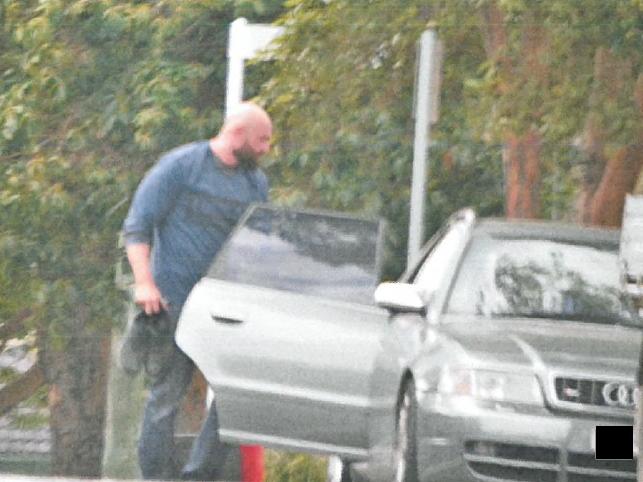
xmin=176 ymin=205 xmax=640 ymax=482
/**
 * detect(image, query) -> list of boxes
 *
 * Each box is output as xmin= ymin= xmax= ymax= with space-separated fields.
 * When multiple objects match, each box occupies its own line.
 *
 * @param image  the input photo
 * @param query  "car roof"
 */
xmin=474 ymin=217 xmax=620 ymax=246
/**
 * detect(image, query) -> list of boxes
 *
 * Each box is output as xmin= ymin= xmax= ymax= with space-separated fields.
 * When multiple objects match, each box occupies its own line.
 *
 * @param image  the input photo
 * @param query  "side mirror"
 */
xmin=374 ymin=282 xmax=425 ymax=314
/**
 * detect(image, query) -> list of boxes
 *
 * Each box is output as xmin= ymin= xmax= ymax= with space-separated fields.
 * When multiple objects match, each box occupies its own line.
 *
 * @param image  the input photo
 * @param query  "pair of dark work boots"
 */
xmin=120 ymin=310 xmax=175 ymax=377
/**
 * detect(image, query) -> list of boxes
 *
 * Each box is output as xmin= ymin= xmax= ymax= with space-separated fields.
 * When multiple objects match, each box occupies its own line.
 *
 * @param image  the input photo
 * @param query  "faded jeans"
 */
xmin=138 ymin=343 xmax=231 ymax=480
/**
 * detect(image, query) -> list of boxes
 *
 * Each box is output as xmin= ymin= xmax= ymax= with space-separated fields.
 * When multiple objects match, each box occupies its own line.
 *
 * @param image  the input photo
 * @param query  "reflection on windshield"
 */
xmin=207 ymin=206 xmax=382 ymax=305
xmin=448 ymin=236 xmax=638 ymax=325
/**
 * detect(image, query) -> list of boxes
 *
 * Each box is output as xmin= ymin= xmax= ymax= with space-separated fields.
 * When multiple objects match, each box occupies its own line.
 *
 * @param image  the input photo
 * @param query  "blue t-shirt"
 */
xmin=122 ymin=141 xmax=269 ymax=311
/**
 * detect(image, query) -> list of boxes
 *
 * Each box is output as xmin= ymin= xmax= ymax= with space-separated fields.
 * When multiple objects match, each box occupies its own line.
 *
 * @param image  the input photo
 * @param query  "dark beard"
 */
xmin=234 ymin=148 xmax=258 ymax=170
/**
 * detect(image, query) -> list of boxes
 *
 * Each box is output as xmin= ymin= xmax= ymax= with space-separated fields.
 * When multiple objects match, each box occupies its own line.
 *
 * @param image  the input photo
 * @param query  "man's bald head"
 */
xmin=221 ymin=102 xmax=272 ymax=135
xmin=215 ymin=102 xmax=273 ymax=169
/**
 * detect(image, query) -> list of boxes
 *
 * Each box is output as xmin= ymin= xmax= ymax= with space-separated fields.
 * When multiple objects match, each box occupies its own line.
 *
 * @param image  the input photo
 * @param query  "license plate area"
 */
xmin=592 ymin=425 xmax=636 ymax=459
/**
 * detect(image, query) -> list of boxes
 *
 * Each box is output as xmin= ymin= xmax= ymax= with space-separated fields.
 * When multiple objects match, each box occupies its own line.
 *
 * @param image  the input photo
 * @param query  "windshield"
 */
xmin=207 ymin=205 xmax=382 ymax=305
xmin=447 ymin=234 xmax=638 ymax=325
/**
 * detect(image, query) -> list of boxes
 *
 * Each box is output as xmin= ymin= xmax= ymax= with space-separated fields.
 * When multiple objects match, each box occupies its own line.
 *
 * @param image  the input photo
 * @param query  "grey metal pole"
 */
xmin=408 ymin=29 xmax=441 ymax=267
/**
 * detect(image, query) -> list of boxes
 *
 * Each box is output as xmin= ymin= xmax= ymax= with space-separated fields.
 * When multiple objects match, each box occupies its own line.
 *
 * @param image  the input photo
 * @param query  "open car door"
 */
xmin=176 ymin=205 xmax=388 ymax=458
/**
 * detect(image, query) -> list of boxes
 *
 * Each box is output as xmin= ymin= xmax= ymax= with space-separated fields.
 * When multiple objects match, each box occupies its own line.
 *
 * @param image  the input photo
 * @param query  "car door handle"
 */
xmin=211 ymin=314 xmax=245 ymax=325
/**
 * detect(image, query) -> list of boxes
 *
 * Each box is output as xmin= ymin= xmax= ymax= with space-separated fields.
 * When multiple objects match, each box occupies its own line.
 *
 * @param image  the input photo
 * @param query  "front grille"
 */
xmin=568 ymin=475 xmax=636 ymax=482
xmin=464 ymin=441 xmax=559 ymax=481
xmin=568 ymin=452 xmax=637 ymax=473
xmin=556 ymin=377 xmax=607 ymax=406
xmin=467 ymin=461 xmax=558 ymax=482
xmin=567 ymin=451 xmax=637 ymax=482
xmin=464 ymin=441 xmax=636 ymax=481
xmin=553 ymin=376 xmax=637 ymax=414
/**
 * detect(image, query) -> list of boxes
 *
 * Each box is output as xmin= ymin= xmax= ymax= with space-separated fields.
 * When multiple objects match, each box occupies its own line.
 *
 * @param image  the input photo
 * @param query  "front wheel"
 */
xmin=393 ymin=379 xmax=418 ymax=482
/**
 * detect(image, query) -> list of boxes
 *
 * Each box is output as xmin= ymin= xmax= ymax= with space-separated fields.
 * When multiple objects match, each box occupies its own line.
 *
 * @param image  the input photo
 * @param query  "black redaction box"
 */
xmin=595 ymin=425 xmax=634 ymax=460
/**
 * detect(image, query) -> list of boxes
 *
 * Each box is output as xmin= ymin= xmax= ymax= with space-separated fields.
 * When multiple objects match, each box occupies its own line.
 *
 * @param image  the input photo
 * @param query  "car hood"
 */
xmin=438 ymin=314 xmax=641 ymax=376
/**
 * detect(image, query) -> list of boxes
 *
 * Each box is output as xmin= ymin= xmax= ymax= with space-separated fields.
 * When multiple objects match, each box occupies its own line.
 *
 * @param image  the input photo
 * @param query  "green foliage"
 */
xmin=425 ymin=140 xmax=505 ymax=237
xmin=10 ymin=383 xmax=49 ymax=430
xmin=0 ymin=367 xmax=20 ymax=385
xmin=11 ymin=409 xmax=49 ymax=430
xmin=261 ymin=0 xmax=641 ymax=275
xmin=265 ymin=450 xmax=326 ymax=482
xmin=468 ymin=0 xmax=642 ymax=144
xmin=0 ymin=0 xmax=284 ymax=348
xmin=261 ymin=0 xmax=502 ymax=276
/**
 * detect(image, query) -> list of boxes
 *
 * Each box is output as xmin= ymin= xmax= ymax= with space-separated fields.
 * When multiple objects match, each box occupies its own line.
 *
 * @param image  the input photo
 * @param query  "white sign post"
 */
xmin=226 ymin=17 xmax=284 ymax=116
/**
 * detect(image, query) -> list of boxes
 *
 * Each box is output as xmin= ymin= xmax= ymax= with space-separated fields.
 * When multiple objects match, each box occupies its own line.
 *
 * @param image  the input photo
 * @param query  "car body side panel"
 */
xmin=365 ymin=312 xmax=428 ymax=481
xmin=176 ymin=278 xmax=390 ymax=455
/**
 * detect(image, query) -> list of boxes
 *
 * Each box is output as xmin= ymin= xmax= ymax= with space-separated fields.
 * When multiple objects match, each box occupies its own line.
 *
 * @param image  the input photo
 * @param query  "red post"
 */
xmin=240 ymin=445 xmax=264 ymax=482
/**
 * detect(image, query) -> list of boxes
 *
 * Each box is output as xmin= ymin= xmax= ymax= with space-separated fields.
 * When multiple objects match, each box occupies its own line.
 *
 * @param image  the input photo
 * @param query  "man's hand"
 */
xmin=126 ymin=242 xmax=169 ymax=315
xmin=134 ymin=281 xmax=169 ymax=315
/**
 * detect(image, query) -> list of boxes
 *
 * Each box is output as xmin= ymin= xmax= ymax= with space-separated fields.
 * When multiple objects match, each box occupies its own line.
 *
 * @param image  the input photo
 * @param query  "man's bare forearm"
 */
xmin=126 ymin=243 xmax=167 ymax=314
xmin=126 ymin=243 xmax=154 ymax=286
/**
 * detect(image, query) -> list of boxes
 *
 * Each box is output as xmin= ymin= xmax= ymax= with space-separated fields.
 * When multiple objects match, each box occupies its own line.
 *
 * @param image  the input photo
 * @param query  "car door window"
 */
xmin=207 ymin=205 xmax=383 ymax=305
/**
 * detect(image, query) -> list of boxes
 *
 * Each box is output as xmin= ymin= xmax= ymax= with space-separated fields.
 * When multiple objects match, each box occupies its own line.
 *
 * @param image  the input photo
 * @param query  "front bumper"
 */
xmin=417 ymin=392 xmax=636 ymax=482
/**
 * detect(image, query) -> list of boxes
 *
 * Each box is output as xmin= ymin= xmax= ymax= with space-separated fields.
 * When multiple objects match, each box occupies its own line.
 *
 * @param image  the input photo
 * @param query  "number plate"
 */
xmin=592 ymin=425 xmax=638 ymax=457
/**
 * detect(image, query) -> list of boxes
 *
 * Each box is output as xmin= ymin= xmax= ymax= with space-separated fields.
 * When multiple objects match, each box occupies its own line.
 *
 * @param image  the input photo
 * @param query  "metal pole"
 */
xmin=408 ymin=30 xmax=440 ymax=266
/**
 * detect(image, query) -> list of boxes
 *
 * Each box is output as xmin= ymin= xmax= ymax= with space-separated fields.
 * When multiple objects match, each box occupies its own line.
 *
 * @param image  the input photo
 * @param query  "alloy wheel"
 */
xmin=393 ymin=380 xmax=418 ymax=482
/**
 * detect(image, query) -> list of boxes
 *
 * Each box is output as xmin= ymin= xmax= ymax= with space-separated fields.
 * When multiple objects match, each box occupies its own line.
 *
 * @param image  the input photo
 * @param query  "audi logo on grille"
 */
xmin=602 ymin=382 xmax=639 ymax=408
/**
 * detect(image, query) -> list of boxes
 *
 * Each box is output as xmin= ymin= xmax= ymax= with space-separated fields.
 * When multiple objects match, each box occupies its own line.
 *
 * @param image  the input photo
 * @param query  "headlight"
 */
xmin=437 ymin=367 xmax=544 ymax=405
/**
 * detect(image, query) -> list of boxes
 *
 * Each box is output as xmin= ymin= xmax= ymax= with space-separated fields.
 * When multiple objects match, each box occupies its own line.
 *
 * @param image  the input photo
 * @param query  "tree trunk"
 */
xmin=503 ymin=129 xmax=542 ymax=219
xmin=577 ymin=50 xmax=643 ymax=227
xmin=576 ymin=120 xmax=643 ymax=227
xmin=479 ymin=3 xmax=547 ymax=221
xmin=39 ymin=315 xmax=111 ymax=478
xmin=587 ymin=145 xmax=643 ymax=226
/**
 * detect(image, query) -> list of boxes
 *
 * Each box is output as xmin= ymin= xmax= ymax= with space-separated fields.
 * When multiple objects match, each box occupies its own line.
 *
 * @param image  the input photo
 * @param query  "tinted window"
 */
xmin=207 ymin=206 xmax=382 ymax=305
xmin=447 ymin=234 xmax=638 ymax=325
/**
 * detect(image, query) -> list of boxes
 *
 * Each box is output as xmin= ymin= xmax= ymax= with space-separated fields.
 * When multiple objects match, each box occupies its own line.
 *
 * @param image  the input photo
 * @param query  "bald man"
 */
xmin=122 ymin=102 xmax=272 ymax=480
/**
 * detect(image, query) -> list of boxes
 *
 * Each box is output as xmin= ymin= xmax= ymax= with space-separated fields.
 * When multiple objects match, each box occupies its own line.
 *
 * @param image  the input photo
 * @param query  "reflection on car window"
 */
xmin=447 ymin=235 xmax=638 ymax=325
xmin=207 ymin=206 xmax=382 ymax=305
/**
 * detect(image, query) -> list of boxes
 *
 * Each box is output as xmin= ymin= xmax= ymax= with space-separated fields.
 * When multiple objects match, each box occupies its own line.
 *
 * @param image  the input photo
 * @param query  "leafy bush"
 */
xmin=265 ymin=450 xmax=327 ymax=482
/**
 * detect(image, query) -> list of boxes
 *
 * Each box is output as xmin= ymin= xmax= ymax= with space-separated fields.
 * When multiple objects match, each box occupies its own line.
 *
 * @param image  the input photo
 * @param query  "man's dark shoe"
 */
xmin=120 ymin=310 xmax=174 ymax=377
xmin=143 ymin=311 xmax=174 ymax=378
xmin=119 ymin=311 xmax=148 ymax=375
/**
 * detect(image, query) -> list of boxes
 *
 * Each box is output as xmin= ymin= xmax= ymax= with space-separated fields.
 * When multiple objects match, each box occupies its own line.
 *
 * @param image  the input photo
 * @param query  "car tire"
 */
xmin=393 ymin=379 xmax=418 ymax=482
xmin=327 ymin=455 xmax=353 ymax=482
